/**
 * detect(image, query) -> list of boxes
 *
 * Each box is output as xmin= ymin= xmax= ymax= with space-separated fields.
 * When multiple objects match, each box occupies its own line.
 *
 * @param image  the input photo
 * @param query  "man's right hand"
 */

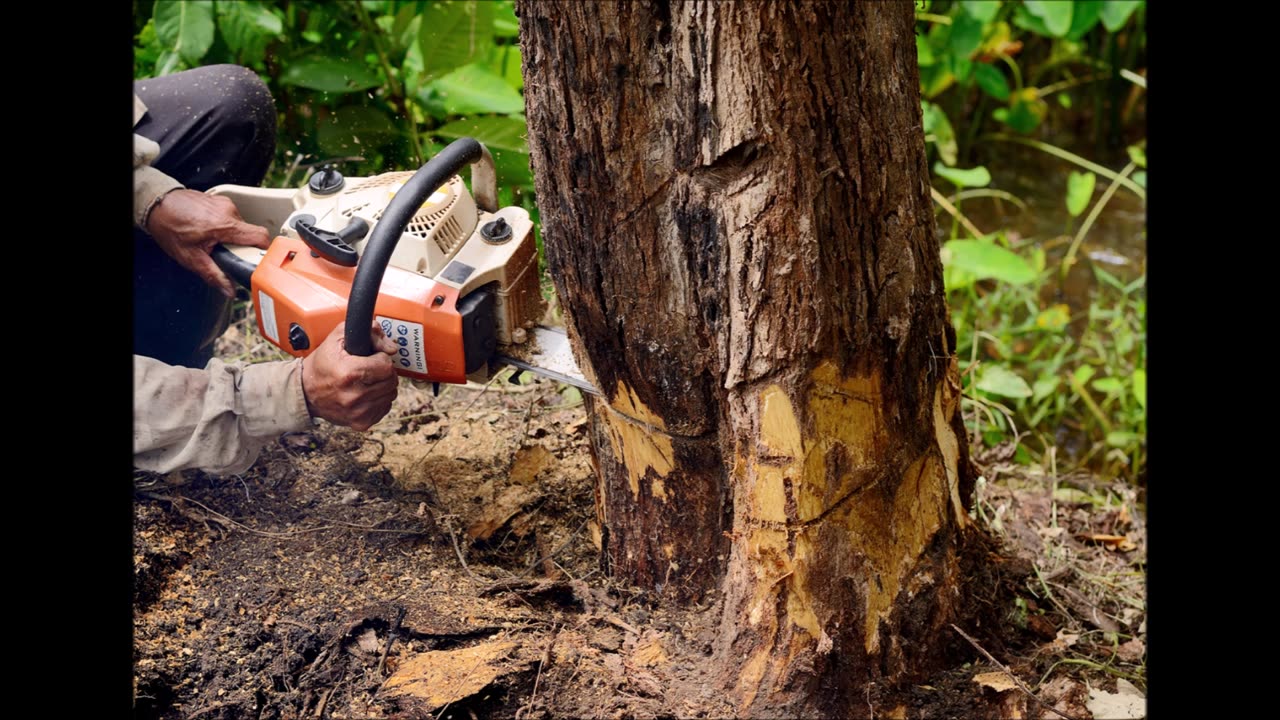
xmin=301 ymin=322 xmax=400 ymax=431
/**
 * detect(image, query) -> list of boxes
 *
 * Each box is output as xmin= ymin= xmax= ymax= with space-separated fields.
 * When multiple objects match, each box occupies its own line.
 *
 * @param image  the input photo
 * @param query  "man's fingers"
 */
xmin=193 ymin=252 xmax=235 ymax=299
xmin=223 ymin=221 xmax=271 ymax=250
xmin=370 ymin=323 xmax=399 ymax=355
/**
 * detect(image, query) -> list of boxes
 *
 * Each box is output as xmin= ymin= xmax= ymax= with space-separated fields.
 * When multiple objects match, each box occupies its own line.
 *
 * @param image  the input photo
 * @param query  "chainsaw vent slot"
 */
xmin=345 ymin=171 xmax=416 ymax=191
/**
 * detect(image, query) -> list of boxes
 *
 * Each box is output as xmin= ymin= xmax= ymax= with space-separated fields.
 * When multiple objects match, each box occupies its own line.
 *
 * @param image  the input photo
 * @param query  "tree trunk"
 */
xmin=519 ymin=0 xmax=982 ymax=713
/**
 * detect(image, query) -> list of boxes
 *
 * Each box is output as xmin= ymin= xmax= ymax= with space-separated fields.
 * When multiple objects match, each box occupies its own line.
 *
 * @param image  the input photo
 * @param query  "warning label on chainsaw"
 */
xmin=258 ymin=291 xmax=280 ymax=344
xmin=376 ymin=316 xmax=427 ymax=374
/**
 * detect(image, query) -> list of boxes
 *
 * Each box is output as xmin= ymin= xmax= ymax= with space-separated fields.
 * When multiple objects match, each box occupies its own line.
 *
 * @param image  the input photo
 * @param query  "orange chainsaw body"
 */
xmin=249 ymin=236 xmax=469 ymax=384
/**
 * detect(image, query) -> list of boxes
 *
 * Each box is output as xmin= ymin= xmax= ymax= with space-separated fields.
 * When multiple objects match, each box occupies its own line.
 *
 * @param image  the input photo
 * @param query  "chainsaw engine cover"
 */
xmin=208 ymin=149 xmax=546 ymax=387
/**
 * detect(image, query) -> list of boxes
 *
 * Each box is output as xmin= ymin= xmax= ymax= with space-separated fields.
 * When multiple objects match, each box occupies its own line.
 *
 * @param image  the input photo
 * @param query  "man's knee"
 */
xmin=203 ymin=65 xmax=277 ymax=147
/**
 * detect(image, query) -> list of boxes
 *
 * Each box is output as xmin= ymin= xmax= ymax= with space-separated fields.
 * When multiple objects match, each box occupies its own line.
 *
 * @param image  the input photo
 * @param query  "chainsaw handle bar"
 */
xmin=344 ymin=137 xmax=488 ymax=357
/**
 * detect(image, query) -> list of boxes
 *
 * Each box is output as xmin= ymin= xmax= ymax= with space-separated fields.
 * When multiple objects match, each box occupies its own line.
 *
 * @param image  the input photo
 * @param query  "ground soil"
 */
xmin=132 ymin=317 xmax=1147 ymax=720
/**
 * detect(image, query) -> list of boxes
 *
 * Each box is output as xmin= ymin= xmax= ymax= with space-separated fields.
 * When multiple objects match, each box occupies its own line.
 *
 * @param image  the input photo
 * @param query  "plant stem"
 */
xmin=354 ymin=0 xmax=423 ymax=166
xmin=1061 ymin=161 xmax=1137 ymax=282
xmin=980 ymin=133 xmax=1145 ymax=200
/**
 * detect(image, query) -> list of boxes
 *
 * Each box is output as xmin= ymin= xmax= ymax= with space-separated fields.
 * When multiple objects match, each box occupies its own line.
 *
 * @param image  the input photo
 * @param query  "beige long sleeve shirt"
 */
xmin=134 ymin=94 xmax=184 ymax=229
xmin=133 ymin=94 xmax=314 ymax=475
xmin=134 ymin=356 xmax=315 ymax=476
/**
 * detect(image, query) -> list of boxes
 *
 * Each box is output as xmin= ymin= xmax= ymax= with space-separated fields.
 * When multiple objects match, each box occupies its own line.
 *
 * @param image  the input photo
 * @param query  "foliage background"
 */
xmin=133 ymin=0 xmax=1146 ymax=484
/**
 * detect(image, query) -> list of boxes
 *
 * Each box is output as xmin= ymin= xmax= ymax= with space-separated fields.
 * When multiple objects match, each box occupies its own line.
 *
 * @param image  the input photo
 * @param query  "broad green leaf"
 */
xmin=1023 ymin=0 xmax=1073 ymax=37
xmin=1127 ymin=144 xmax=1147 ymax=168
xmin=315 ymin=106 xmax=399 ymax=156
xmin=1073 ymin=365 xmax=1096 ymax=386
xmin=435 ymin=116 xmax=532 ymax=188
xmin=483 ymin=44 xmax=524 ymax=91
xmin=155 ymin=49 xmax=182 ymax=77
xmin=916 ymin=35 xmax=936 ymax=66
xmin=934 ymin=163 xmax=991 ymax=188
xmin=951 ymin=55 xmax=975 ymax=87
xmin=920 ymin=63 xmax=956 ymax=99
xmin=1012 ymin=4 xmax=1053 ymax=36
xmin=426 ymin=63 xmax=525 ymax=116
xmin=1066 ymin=171 xmax=1096 ymax=217
xmin=1032 ymin=375 xmax=1060 ymax=402
xmin=280 ymin=57 xmax=381 ymax=93
xmin=493 ymin=0 xmax=520 ymax=38
xmin=950 ymin=10 xmax=985 ymax=58
xmin=999 ymin=90 xmax=1048 ymax=134
xmin=154 ymin=1 xmax=215 ymax=65
xmin=922 ymin=102 xmax=957 ymax=166
xmin=216 ymin=1 xmax=281 ymax=64
xmin=1100 ymin=0 xmax=1142 ymax=32
xmin=1106 ymin=431 xmax=1141 ymax=447
xmin=975 ymin=63 xmax=1010 ymax=101
xmin=418 ymin=0 xmax=496 ymax=84
xmin=943 ymin=238 xmax=1037 ymax=284
xmin=1091 ymin=377 xmax=1125 ymax=395
xmin=977 ymin=365 xmax=1033 ymax=398
xmin=1066 ymin=0 xmax=1103 ymax=40
xmin=961 ymin=0 xmax=1000 ymax=22
xmin=1035 ymin=304 xmax=1071 ymax=331
xmin=1132 ymin=369 xmax=1146 ymax=409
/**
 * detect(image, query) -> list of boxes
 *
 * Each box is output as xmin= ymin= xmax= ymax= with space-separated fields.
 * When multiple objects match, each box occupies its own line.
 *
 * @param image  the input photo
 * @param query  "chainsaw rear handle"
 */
xmin=212 ymin=245 xmax=256 ymax=289
xmin=345 ymin=137 xmax=492 ymax=357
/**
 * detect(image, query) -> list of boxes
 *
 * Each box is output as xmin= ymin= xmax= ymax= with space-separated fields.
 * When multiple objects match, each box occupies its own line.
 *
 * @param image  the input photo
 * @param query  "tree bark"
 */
xmin=519 ymin=0 xmax=981 ymax=713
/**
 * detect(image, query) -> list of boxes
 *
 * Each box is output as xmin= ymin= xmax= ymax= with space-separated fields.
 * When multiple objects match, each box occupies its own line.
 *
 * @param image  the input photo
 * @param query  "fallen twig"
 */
xmin=519 ymin=624 xmax=561 ymax=720
xmin=950 ymin=624 xmax=1084 ymax=720
xmin=377 ymin=606 xmax=407 ymax=677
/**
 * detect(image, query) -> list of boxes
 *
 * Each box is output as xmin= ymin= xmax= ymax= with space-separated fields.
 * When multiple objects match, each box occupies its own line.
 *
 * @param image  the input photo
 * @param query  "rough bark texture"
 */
xmin=519 ymin=1 xmax=979 ymax=714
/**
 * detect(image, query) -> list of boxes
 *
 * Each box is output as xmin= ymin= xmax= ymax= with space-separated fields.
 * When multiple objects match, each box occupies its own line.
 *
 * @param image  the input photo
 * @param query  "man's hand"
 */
xmin=301 ymin=322 xmax=400 ymax=431
xmin=146 ymin=189 xmax=271 ymax=299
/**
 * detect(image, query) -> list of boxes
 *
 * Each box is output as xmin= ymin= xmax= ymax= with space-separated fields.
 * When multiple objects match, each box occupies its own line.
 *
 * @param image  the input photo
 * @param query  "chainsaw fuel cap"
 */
xmin=480 ymin=217 xmax=512 ymax=244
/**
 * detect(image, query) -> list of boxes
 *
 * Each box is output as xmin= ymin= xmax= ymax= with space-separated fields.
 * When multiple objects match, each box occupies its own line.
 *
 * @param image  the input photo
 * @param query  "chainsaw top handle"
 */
xmin=344 ymin=137 xmax=490 ymax=357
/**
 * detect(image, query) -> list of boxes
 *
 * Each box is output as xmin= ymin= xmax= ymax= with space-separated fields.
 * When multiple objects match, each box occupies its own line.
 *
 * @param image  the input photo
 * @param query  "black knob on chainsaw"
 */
xmin=308 ymin=164 xmax=345 ymax=195
xmin=294 ymin=216 xmax=369 ymax=267
xmin=481 ymin=217 xmax=512 ymax=244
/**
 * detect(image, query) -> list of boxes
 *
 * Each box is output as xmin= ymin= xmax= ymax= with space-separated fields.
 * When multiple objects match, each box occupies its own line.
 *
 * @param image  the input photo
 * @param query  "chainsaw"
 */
xmin=208 ymin=137 xmax=598 ymax=397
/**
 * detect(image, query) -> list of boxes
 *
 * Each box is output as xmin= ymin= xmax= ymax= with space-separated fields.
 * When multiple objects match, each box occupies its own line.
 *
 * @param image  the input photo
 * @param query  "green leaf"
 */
xmin=1012 ymin=4 xmax=1053 ymax=36
xmin=216 ymin=1 xmax=281 ymax=64
xmin=1091 ymin=377 xmax=1125 ymax=395
xmin=1035 ymin=304 xmax=1071 ymax=331
xmin=961 ymin=0 xmax=1000 ymax=22
xmin=1127 ymin=144 xmax=1147 ymax=168
xmin=950 ymin=10 xmax=985 ymax=58
xmin=425 ymin=63 xmax=525 ymax=116
xmin=1099 ymin=0 xmax=1142 ymax=31
xmin=1057 ymin=93 xmax=1073 ymax=108
xmin=974 ymin=63 xmax=1010 ymax=101
xmin=1023 ymin=0 xmax=1073 ymax=37
xmin=1073 ymin=365 xmax=1096 ymax=386
xmin=1032 ymin=375 xmax=1060 ymax=402
xmin=1106 ymin=431 xmax=1141 ymax=447
xmin=493 ymin=0 xmax=520 ymax=38
xmin=154 ymin=0 xmax=215 ymax=65
xmin=1066 ymin=171 xmax=1096 ymax=217
xmin=976 ymin=365 xmax=1033 ymax=398
xmin=1132 ymin=369 xmax=1146 ymax=409
xmin=155 ymin=49 xmax=183 ymax=77
xmin=280 ymin=57 xmax=381 ymax=93
xmin=483 ymin=44 xmax=524 ymax=91
xmin=1066 ymin=0 xmax=1103 ymax=40
xmin=1014 ymin=444 xmax=1033 ymax=464
xmin=999 ymin=91 xmax=1048 ymax=133
xmin=1132 ymin=170 xmax=1146 ymax=189
xmin=418 ymin=0 xmax=497 ymax=84
xmin=916 ymin=35 xmax=936 ymax=66
xmin=933 ymin=163 xmax=991 ymax=188
xmin=942 ymin=238 xmax=1038 ymax=284
xmin=922 ymin=102 xmax=957 ymax=166
xmin=316 ymin=105 xmax=400 ymax=156
xmin=435 ymin=116 xmax=532 ymax=188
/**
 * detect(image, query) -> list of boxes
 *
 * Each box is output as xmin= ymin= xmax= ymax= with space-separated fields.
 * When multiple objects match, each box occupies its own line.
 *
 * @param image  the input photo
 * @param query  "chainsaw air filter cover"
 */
xmin=333 ymin=171 xmax=479 ymax=278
